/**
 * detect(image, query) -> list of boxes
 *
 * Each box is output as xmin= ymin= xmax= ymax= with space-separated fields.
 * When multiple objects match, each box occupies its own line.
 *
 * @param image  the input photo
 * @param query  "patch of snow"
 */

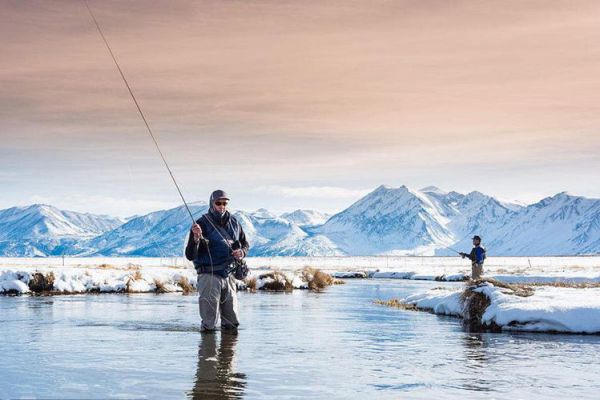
xmin=400 ymin=283 xmax=600 ymax=334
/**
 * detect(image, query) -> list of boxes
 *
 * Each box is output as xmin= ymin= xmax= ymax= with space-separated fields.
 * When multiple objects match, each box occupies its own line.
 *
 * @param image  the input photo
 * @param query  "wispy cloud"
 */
xmin=2 ymin=0 xmax=600 ymax=214
xmin=256 ymin=185 xmax=370 ymax=199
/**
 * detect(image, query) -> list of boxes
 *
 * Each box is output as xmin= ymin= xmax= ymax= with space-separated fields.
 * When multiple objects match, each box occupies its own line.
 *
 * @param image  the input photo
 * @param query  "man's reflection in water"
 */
xmin=189 ymin=332 xmax=246 ymax=399
xmin=459 ymin=334 xmax=493 ymax=392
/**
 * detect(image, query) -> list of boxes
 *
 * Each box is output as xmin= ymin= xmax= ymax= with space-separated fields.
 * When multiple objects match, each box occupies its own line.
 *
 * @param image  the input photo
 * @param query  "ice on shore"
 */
xmin=401 ymin=283 xmax=600 ymax=334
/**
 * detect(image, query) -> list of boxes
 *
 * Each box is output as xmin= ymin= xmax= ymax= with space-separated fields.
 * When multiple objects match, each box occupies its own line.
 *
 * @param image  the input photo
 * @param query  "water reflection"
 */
xmin=189 ymin=332 xmax=246 ymax=399
xmin=459 ymin=334 xmax=493 ymax=392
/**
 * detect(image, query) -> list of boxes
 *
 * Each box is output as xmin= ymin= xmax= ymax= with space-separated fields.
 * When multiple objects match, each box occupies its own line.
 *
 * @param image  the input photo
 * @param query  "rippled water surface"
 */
xmin=2 ymin=280 xmax=600 ymax=399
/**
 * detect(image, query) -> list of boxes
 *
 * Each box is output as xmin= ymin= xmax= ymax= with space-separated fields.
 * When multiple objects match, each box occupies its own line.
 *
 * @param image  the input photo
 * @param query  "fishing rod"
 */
xmin=83 ymin=0 xmax=469 ymax=259
xmin=82 ymin=0 xmax=196 ymax=225
xmin=82 ymin=1 xmax=244 ymax=329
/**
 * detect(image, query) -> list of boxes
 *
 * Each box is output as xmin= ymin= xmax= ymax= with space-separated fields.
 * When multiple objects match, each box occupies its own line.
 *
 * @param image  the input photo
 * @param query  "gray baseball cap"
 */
xmin=210 ymin=190 xmax=230 ymax=202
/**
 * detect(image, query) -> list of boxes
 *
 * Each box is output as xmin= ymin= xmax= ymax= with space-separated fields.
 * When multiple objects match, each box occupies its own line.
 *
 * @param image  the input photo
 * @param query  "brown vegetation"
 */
xmin=300 ymin=267 xmax=344 ymax=291
xmin=244 ymin=276 xmax=257 ymax=292
xmin=529 ymin=281 xmax=600 ymax=289
xmin=460 ymin=287 xmax=501 ymax=332
xmin=153 ymin=279 xmax=168 ymax=294
xmin=258 ymin=272 xmax=293 ymax=291
xmin=177 ymin=277 xmax=194 ymax=295
xmin=132 ymin=270 xmax=143 ymax=281
xmin=374 ymin=298 xmax=418 ymax=311
xmin=28 ymin=272 xmax=55 ymax=293
xmin=471 ymin=278 xmax=534 ymax=297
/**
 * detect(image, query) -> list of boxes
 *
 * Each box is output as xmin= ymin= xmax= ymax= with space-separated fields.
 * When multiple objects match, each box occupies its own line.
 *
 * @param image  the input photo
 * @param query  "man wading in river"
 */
xmin=185 ymin=190 xmax=249 ymax=332
xmin=460 ymin=235 xmax=486 ymax=280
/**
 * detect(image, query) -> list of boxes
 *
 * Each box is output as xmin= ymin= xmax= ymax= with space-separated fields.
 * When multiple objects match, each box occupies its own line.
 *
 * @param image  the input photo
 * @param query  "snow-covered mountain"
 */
xmin=1 ymin=186 xmax=600 ymax=256
xmin=86 ymin=202 xmax=208 ymax=257
xmin=0 ymin=204 xmax=124 ymax=256
xmin=280 ymin=209 xmax=331 ymax=227
xmin=485 ymin=192 xmax=600 ymax=256
xmin=317 ymin=185 xmax=454 ymax=255
xmin=84 ymin=204 xmax=339 ymax=257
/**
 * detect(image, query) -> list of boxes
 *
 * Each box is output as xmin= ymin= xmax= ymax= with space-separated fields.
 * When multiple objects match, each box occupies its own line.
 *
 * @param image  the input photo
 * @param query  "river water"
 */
xmin=1 ymin=280 xmax=599 ymax=399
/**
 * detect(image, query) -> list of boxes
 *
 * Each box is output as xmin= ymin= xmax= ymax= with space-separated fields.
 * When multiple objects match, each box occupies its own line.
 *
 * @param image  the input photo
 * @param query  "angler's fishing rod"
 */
xmin=82 ymin=0 xmax=196 ymax=225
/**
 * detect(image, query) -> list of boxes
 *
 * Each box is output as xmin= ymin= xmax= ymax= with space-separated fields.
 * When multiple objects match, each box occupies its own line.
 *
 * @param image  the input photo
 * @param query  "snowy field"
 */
xmin=2 ymin=255 xmax=599 ymax=285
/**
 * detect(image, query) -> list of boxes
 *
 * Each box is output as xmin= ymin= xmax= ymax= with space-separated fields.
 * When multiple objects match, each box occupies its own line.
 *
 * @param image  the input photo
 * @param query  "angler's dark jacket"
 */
xmin=185 ymin=212 xmax=249 ymax=277
xmin=466 ymin=245 xmax=486 ymax=265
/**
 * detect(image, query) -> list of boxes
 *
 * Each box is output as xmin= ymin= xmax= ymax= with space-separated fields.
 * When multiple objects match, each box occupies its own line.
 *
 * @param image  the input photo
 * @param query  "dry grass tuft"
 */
xmin=471 ymin=278 xmax=534 ymax=297
xmin=374 ymin=298 xmax=418 ymax=311
xmin=301 ymin=267 xmax=340 ymax=291
xmin=529 ymin=281 xmax=600 ymax=289
xmin=132 ymin=270 xmax=143 ymax=281
xmin=154 ymin=279 xmax=168 ymax=294
xmin=97 ymin=263 xmax=114 ymax=269
xmin=244 ymin=276 xmax=257 ymax=292
xmin=460 ymin=286 xmax=503 ymax=332
xmin=177 ymin=277 xmax=194 ymax=295
xmin=28 ymin=272 xmax=55 ymax=293
xmin=258 ymin=272 xmax=293 ymax=291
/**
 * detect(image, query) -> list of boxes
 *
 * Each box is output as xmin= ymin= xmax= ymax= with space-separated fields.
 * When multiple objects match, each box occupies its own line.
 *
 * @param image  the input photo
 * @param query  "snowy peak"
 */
xmin=0 ymin=204 xmax=125 ymax=257
xmin=1 ymin=186 xmax=600 ymax=257
xmin=320 ymin=185 xmax=454 ymax=255
xmin=0 ymin=204 xmax=123 ymax=241
xmin=280 ymin=209 xmax=331 ymax=227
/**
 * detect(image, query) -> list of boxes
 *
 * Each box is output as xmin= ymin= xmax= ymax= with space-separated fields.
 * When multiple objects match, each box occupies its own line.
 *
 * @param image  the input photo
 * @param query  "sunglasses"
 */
xmin=214 ymin=201 xmax=228 ymax=206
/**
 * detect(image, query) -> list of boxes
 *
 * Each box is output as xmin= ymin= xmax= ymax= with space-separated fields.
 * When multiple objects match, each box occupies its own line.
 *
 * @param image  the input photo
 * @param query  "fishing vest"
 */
xmin=194 ymin=213 xmax=242 ymax=272
xmin=474 ymin=246 xmax=486 ymax=264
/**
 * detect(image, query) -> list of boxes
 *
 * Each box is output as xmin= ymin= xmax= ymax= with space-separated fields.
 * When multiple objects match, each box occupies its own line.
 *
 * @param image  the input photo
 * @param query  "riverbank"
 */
xmin=380 ymin=281 xmax=600 ymax=334
xmin=0 ymin=264 xmax=339 ymax=295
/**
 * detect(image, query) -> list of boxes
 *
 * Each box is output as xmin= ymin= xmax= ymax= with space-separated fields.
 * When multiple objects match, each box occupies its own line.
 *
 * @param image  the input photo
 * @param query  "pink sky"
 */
xmin=1 ymin=0 xmax=600 ymax=216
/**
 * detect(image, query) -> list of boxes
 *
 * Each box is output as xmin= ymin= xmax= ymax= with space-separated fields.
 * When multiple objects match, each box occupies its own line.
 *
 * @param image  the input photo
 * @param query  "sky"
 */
xmin=1 ymin=0 xmax=600 ymax=217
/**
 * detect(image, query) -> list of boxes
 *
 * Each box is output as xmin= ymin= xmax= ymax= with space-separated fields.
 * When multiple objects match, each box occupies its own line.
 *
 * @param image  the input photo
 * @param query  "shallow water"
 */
xmin=1 ymin=280 xmax=600 ymax=399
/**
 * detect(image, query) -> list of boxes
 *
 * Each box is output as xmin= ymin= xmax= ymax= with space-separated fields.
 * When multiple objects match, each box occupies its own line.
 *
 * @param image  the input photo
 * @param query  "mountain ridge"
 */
xmin=1 ymin=186 xmax=599 ymax=256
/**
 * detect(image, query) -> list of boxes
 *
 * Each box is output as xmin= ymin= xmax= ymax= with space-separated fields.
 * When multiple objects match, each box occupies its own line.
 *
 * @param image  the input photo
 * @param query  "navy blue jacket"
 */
xmin=185 ymin=212 xmax=249 ymax=276
xmin=467 ymin=246 xmax=486 ymax=265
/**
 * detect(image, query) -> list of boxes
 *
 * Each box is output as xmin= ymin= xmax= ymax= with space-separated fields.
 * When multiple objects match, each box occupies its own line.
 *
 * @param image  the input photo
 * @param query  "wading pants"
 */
xmin=197 ymin=273 xmax=239 ymax=331
xmin=472 ymin=263 xmax=483 ymax=280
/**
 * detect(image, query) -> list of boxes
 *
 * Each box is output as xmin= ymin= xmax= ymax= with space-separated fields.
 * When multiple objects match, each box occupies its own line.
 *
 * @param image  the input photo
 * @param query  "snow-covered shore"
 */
xmin=0 ymin=264 xmax=324 ymax=295
xmin=2 ymin=255 xmax=600 ymax=293
xmin=398 ymin=283 xmax=600 ymax=334
xmin=0 ymin=265 xmax=198 ymax=295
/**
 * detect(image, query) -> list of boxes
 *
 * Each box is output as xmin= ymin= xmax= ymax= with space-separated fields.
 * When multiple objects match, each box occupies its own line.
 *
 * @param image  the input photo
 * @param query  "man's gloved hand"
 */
xmin=459 ymin=252 xmax=467 ymax=259
xmin=232 ymin=249 xmax=244 ymax=260
xmin=192 ymin=223 xmax=203 ymax=243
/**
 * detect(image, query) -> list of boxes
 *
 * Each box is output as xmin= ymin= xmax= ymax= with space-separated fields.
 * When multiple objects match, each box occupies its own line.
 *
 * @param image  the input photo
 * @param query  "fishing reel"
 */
xmin=231 ymin=240 xmax=249 ymax=279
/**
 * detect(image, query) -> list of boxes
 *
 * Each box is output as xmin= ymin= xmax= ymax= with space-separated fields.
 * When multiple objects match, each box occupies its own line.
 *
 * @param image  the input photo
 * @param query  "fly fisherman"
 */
xmin=185 ymin=190 xmax=249 ymax=332
xmin=460 ymin=235 xmax=486 ymax=280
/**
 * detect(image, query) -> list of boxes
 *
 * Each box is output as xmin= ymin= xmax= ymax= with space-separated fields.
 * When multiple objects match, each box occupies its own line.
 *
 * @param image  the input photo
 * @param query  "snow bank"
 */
xmin=488 ymin=274 xmax=600 ymax=285
xmin=400 ymin=283 xmax=600 ymax=334
xmin=475 ymin=284 xmax=600 ymax=333
xmin=0 ymin=266 xmax=196 ymax=295
xmin=336 ymin=268 xmax=600 ymax=284
xmin=0 ymin=265 xmax=327 ymax=295
xmin=403 ymin=288 xmax=463 ymax=316
xmin=0 ymin=271 xmax=31 ymax=294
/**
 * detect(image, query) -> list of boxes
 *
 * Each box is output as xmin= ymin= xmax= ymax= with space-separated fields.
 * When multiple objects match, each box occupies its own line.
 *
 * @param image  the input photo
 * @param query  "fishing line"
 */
xmin=82 ymin=0 xmax=195 ymax=225
xmin=83 ymin=0 xmax=238 ymax=329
